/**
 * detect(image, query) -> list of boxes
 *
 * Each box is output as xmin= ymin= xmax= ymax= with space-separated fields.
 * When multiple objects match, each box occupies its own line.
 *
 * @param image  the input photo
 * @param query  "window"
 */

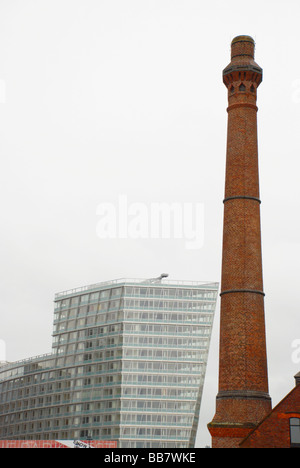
xmin=239 ymin=83 xmax=246 ymax=92
xmin=100 ymin=290 xmax=110 ymax=299
xmin=71 ymin=297 xmax=79 ymax=306
xmin=80 ymin=294 xmax=89 ymax=304
xmin=290 ymin=418 xmax=300 ymax=447
xmin=111 ymin=287 xmax=122 ymax=297
xmin=90 ymin=292 xmax=99 ymax=302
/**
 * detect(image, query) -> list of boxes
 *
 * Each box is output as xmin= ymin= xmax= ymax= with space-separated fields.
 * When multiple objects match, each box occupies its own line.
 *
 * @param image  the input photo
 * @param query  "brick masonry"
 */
xmin=240 ymin=381 xmax=300 ymax=448
xmin=207 ymin=36 xmax=272 ymax=448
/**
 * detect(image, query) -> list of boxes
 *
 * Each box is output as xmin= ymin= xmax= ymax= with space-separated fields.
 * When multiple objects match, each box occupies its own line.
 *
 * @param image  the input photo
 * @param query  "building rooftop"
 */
xmin=55 ymin=277 xmax=219 ymax=300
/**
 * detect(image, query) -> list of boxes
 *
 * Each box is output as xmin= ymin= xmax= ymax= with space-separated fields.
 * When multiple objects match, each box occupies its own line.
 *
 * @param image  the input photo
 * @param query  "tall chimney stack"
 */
xmin=208 ymin=36 xmax=272 ymax=448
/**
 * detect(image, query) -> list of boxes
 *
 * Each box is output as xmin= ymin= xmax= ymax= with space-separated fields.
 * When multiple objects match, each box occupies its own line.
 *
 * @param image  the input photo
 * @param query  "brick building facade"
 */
xmin=240 ymin=374 xmax=300 ymax=448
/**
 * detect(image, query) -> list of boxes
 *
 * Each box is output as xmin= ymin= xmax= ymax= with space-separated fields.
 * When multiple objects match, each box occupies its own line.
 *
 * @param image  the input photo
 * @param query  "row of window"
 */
xmin=54 ymin=339 xmax=122 ymax=356
xmin=54 ymin=324 xmax=211 ymax=347
xmin=53 ymin=310 xmax=120 ymax=331
xmin=1 ymin=398 xmax=195 ymax=423
xmin=121 ymin=399 xmax=195 ymax=412
xmin=2 ymin=423 xmax=192 ymax=443
xmin=40 ymin=413 xmax=194 ymax=427
xmin=120 ymin=413 xmax=193 ymax=426
xmin=0 ymin=361 xmax=121 ymax=393
xmin=124 ymin=286 xmax=217 ymax=299
xmin=1 ymin=387 xmax=122 ymax=408
xmin=229 ymin=83 xmax=256 ymax=93
xmin=0 ymin=423 xmax=119 ymax=440
xmin=122 ymin=348 xmax=206 ymax=361
xmin=55 ymin=335 xmax=121 ymax=348
xmin=55 ymin=334 xmax=208 ymax=351
xmin=53 ymin=314 xmax=213 ymax=340
xmin=123 ymin=322 xmax=211 ymax=335
xmin=54 ymin=303 xmax=120 ymax=322
xmin=54 ymin=303 xmax=214 ymax=328
xmin=1 ymin=371 xmax=200 ymax=402
xmin=121 ymin=441 xmax=187 ymax=448
xmin=122 ymin=373 xmax=202 ymax=387
xmin=125 ymin=299 xmax=215 ymax=309
xmin=0 ymin=374 xmax=123 ymax=404
xmin=0 ymin=400 xmax=119 ymax=421
xmin=122 ymin=387 xmax=198 ymax=399
xmin=0 ymin=349 xmax=203 ymax=392
xmin=123 ymin=335 xmax=209 ymax=348
xmin=53 ymin=324 xmax=121 ymax=343
xmin=120 ymin=426 xmax=190 ymax=439
xmin=55 ymin=347 xmax=207 ymax=363
xmin=122 ymin=360 xmax=203 ymax=374
xmin=1 ymin=412 xmax=120 ymax=427
xmin=55 ymin=286 xmax=218 ymax=311
xmin=1 ymin=350 xmax=203 ymax=389
xmin=0 ymin=381 xmax=199 ymax=413
xmin=55 ymin=288 xmax=122 ymax=309
xmin=123 ymin=309 xmax=214 ymax=322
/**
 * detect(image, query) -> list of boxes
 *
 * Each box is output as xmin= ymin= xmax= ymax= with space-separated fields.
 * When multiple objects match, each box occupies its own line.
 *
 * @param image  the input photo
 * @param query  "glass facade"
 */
xmin=0 ymin=278 xmax=218 ymax=448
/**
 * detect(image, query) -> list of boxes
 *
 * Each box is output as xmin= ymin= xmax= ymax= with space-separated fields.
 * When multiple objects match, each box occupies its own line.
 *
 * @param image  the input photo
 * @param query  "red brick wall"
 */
xmin=240 ymin=384 xmax=300 ymax=448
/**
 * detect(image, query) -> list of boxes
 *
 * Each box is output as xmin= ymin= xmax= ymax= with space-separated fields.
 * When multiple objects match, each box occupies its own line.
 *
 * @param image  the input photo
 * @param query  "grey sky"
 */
xmin=0 ymin=0 xmax=299 ymax=447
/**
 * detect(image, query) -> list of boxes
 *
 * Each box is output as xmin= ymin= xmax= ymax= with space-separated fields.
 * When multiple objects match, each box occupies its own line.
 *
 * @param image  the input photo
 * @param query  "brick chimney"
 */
xmin=207 ymin=36 xmax=272 ymax=448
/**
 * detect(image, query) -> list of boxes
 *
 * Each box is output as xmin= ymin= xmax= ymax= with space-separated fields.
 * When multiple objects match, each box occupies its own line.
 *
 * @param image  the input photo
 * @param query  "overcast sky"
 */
xmin=0 ymin=0 xmax=300 ymax=447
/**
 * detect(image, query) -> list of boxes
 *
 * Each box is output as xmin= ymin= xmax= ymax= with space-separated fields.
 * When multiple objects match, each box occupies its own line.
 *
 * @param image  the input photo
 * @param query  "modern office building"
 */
xmin=0 ymin=277 xmax=218 ymax=448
